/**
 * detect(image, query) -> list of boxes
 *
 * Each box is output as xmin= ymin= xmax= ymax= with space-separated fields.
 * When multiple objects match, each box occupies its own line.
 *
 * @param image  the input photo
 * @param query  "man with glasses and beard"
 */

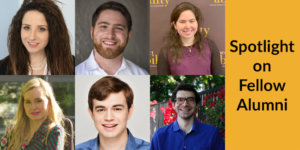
xmin=150 ymin=83 xmax=225 ymax=150
xmin=75 ymin=1 xmax=148 ymax=75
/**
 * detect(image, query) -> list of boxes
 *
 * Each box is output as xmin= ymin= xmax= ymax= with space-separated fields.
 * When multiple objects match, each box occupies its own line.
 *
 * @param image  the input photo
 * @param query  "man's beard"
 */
xmin=93 ymin=39 xmax=127 ymax=59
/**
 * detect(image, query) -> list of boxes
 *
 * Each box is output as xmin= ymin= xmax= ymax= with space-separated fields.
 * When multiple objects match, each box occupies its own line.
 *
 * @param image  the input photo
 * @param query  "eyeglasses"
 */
xmin=175 ymin=97 xmax=195 ymax=104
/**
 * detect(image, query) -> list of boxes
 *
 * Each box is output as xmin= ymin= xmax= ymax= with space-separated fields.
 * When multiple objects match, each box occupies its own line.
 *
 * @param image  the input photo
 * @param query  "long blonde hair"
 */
xmin=8 ymin=78 xmax=64 ymax=149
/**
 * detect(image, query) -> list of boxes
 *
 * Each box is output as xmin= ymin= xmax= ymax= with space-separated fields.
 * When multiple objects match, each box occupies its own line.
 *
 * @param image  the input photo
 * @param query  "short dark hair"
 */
xmin=88 ymin=76 xmax=133 ymax=112
xmin=171 ymin=83 xmax=200 ymax=104
xmin=91 ymin=1 xmax=132 ymax=31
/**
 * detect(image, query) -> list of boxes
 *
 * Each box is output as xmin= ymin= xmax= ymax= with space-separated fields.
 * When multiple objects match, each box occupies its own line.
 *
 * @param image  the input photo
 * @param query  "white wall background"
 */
xmin=0 ymin=0 xmax=75 ymax=60
xmin=75 ymin=75 xmax=150 ymax=144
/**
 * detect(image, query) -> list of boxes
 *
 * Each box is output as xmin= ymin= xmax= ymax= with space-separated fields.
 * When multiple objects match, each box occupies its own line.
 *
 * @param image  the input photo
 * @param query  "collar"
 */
xmin=95 ymin=129 xmax=137 ymax=150
xmin=172 ymin=118 xmax=199 ymax=134
xmin=85 ymin=50 xmax=128 ymax=75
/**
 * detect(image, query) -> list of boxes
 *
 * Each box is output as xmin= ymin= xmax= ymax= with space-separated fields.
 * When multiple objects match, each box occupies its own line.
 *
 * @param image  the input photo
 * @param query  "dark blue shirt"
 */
xmin=150 ymin=119 xmax=224 ymax=150
xmin=76 ymin=129 xmax=150 ymax=150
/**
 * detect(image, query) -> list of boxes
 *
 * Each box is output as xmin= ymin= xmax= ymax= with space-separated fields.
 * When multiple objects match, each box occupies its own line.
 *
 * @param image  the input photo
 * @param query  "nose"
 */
xmin=104 ymin=109 xmax=114 ymax=121
xmin=31 ymin=102 xmax=37 ymax=109
xmin=182 ymin=100 xmax=188 ymax=106
xmin=106 ymin=27 xmax=115 ymax=39
xmin=29 ymin=29 xmax=37 ymax=41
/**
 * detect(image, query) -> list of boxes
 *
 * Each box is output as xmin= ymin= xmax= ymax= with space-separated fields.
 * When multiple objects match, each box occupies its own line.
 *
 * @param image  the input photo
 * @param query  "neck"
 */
xmin=177 ymin=116 xmax=194 ymax=134
xmin=181 ymin=37 xmax=195 ymax=47
xmin=94 ymin=49 xmax=123 ymax=75
xmin=99 ymin=129 xmax=128 ymax=150
xmin=29 ymin=51 xmax=46 ymax=66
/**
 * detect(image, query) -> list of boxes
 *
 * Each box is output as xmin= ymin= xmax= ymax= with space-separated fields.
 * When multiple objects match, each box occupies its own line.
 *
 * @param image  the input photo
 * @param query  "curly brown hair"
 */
xmin=7 ymin=0 xmax=74 ymax=74
xmin=163 ymin=2 xmax=204 ymax=63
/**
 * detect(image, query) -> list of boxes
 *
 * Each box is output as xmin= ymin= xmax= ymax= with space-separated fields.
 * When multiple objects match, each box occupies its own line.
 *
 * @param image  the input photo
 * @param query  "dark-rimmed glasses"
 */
xmin=175 ymin=97 xmax=195 ymax=105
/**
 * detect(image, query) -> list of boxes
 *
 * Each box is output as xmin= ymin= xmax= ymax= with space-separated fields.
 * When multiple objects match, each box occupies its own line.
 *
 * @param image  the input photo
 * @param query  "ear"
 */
xmin=90 ymin=27 xmax=94 ymax=40
xmin=172 ymin=21 xmax=177 ymax=30
xmin=127 ymin=104 xmax=134 ymax=120
xmin=88 ymin=107 xmax=94 ymax=121
xmin=127 ymin=31 xmax=132 ymax=41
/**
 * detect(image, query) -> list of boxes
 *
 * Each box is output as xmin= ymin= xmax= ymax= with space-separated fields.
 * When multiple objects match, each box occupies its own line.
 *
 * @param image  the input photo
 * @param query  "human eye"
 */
xmin=39 ymin=27 xmax=47 ymax=32
xmin=100 ymin=25 xmax=108 ymax=29
xmin=190 ymin=19 xmax=196 ymax=23
xmin=24 ymin=100 xmax=31 ymax=104
xmin=186 ymin=97 xmax=195 ymax=102
xmin=178 ymin=20 xmax=186 ymax=24
xmin=114 ymin=107 xmax=123 ymax=111
xmin=96 ymin=108 xmax=105 ymax=112
xmin=23 ymin=25 xmax=30 ymax=30
xmin=115 ymin=26 xmax=124 ymax=31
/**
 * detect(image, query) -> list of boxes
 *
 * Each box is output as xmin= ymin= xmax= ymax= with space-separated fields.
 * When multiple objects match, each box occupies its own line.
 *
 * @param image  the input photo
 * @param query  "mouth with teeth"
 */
xmin=102 ymin=124 xmax=118 ymax=130
xmin=102 ymin=40 xmax=117 ymax=47
xmin=27 ymin=41 xmax=39 ymax=47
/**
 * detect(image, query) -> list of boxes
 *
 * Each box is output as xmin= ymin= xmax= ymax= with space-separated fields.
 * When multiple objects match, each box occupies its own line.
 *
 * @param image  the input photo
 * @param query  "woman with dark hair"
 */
xmin=0 ymin=0 xmax=74 ymax=75
xmin=0 ymin=78 xmax=65 ymax=149
xmin=157 ymin=2 xmax=224 ymax=75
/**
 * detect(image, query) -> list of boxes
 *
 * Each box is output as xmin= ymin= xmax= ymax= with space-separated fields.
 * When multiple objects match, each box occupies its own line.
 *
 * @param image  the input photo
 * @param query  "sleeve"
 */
xmin=0 ymin=127 xmax=13 ymax=150
xmin=46 ymin=126 xmax=64 ymax=150
xmin=157 ymin=49 xmax=170 ymax=75
xmin=212 ymin=128 xmax=225 ymax=150
xmin=207 ymin=39 xmax=224 ymax=75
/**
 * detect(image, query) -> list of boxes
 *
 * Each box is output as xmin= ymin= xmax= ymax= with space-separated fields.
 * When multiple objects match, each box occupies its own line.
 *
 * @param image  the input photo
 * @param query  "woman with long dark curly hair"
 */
xmin=157 ymin=2 xmax=224 ymax=75
xmin=0 ymin=0 xmax=74 ymax=75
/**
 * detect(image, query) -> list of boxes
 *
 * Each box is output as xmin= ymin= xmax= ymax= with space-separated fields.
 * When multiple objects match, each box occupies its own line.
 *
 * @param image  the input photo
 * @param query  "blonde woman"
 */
xmin=0 ymin=78 xmax=65 ymax=149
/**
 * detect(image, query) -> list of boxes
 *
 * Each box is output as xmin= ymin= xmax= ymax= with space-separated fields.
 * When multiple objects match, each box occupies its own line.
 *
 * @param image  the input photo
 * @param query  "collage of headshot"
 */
xmin=0 ymin=0 xmax=225 ymax=150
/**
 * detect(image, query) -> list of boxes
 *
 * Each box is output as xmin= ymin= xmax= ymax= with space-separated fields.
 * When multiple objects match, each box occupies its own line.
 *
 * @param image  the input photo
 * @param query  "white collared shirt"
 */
xmin=75 ymin=50 xmax=149 ymax=75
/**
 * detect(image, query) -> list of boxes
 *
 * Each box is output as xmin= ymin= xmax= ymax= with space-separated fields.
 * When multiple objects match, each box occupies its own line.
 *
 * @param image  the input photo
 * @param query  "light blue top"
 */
xmin=76 ymin=129 xmax=150 ymax=150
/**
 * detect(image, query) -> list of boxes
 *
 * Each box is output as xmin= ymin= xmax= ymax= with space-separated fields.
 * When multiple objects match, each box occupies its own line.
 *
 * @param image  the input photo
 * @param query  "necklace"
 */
xmin=30 ymin=57 xmax=47 ymax=71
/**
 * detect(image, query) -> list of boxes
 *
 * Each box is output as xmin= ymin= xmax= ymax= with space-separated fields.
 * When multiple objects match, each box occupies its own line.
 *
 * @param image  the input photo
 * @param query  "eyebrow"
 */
xmin=97 ymin=21 xmax=126 ymax=28
xmin=22 ymin=24 xmax=48 ymax=27
xmin=94 ymin=104 xmax=125 ymax=109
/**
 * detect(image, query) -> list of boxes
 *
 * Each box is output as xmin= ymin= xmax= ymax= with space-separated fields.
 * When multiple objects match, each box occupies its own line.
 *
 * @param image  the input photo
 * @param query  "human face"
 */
xmin=91 ymin=10 xmax=131 ymax=59
xmin=24 ymin=87 xmax=49 ymax=122
xmin=174 ymin=90 xmax=196 ymax=120
xmin=21 ymin=10 xmax=49 ymax=55
xmin=89 ymin=92 xmax=133 ymax=139
xmin=173 ymin=10 xmax=198 ymax=42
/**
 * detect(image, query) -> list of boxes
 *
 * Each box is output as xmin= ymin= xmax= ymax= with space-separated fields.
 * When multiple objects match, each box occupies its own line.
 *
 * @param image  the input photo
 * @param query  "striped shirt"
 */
xmin=0 ymin=119 xmax=64 ymax=150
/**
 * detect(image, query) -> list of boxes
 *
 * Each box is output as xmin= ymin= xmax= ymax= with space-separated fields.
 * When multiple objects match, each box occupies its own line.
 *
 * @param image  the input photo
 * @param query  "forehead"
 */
xmin=22 ymin=10 xmax=48 ymax=25
xmin=24 ymin=87 xmax=45 ymax=100
xmin=176 ymin=90 xmax=195 ymax=98
xmin=96 ymin=9 xmax=127 ymax=27
xmin=178 ymin=10 xmax=196 ymax=20
xmin=92 ymin=91 xmax=127 ymax=108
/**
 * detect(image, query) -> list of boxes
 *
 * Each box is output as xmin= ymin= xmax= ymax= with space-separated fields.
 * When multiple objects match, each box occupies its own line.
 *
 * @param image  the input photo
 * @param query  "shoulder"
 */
xmin=75 ymin=58 xmax=89 ymax=74
xmin=0 ymin=56 xmax=11 ymax=74
xmin=75 ymin=137 xmax=98 ymax=150
xmin=153 ymin=123 xmax=173 ymax=137
xmin=133 ymin=137 xmax=150 ymax=150
xmin=49 ymin=125 xmax=64 ymax=138
xmin=124 ymin=58 xmax=149 ymax=75
xmin=197 ymin=122 xmax=220 ymax=135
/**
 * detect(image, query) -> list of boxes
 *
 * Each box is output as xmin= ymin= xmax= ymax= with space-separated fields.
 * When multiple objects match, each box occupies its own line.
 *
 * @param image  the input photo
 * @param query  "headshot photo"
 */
xmin=150 ymin=0 xmax=225 ymax=75
xmin=0 ymin=0 xmax=75 ymax=75
xmin=0 ymin=76 xmax=75 ymax=149
xmin=75 ymin=0 xmax=149 ymax=75
xmin=150 ymin=75 xmax=225 ymax=150
xmin=75 ymin=75 xmax=150 ymax=150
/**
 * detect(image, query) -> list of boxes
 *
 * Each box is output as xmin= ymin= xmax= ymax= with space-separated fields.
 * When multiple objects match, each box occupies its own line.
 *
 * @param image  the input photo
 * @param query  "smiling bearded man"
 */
xmin=75 ymin=1 xmax=148 ymax=75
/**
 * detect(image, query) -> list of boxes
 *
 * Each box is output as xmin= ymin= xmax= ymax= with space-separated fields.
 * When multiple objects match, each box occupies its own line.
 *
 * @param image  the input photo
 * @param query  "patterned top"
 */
xmin=0 ymin=119 xmax=64 ymax=150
